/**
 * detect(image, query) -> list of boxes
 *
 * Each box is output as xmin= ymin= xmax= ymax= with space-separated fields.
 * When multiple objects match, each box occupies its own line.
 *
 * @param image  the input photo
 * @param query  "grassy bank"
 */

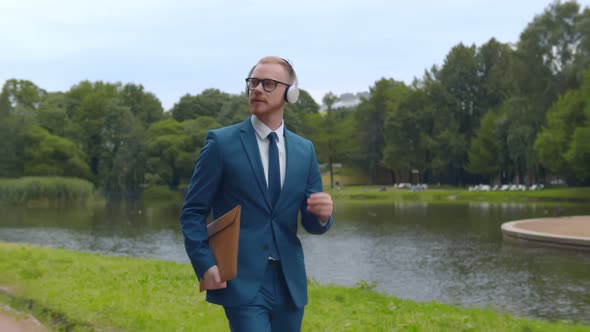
xmin=326 ymin=185 xmax=590 ymax=204
xmin=152 ymin=184 xmax=590 ymax=205
xmin=0 ymin=177 xmax=99 ymax=207
xmin=0 ymin=243 xmax=588 ymax=331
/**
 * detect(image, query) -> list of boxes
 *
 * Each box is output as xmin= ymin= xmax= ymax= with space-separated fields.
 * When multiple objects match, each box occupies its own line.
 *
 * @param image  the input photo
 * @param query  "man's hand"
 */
xmin=202 ymin=265 xmax=227 ymax=290
xmin=307 ymin=192 xmax=333 ymax=222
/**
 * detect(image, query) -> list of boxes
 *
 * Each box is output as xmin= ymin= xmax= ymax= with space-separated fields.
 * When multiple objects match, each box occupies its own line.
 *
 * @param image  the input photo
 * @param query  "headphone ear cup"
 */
xmin=284 ymin=84 xmax=299 ymax=103
xmin=245 ymin=65 xmax=256 ymax=97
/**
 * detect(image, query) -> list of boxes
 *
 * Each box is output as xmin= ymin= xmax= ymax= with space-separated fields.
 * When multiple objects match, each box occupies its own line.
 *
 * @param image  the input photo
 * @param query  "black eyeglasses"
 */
xmin=245 ymin=77 xmax=290 ymax=93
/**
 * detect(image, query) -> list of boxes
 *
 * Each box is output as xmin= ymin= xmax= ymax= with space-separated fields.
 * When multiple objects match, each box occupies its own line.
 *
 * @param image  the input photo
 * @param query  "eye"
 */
xmin=248 ymin=78 xmax=260 ymax=88
xmin=262 ymin=79 xmax=277 ymax=91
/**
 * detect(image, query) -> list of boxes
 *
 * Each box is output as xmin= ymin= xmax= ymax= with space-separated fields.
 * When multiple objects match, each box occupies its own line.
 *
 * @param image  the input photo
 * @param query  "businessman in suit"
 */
xmin=180 ymin=56 xmax=334 ymax=331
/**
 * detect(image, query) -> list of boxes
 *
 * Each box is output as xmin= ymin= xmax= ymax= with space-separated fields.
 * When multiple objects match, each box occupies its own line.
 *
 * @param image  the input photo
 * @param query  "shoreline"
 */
xmin=325 ymin=186 xmax=590 ymax=204
xmin=1 ymin=242 xmax=589 ymax=331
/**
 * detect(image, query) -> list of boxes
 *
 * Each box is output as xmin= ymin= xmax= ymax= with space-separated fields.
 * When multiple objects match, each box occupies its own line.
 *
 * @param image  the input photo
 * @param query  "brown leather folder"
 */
xmin=199 ymin=205 xmax=241 ymax=292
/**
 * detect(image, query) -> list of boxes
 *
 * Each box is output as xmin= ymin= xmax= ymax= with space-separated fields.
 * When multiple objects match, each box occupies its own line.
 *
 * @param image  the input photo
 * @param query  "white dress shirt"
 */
xmin=250 ymin=116 xmax=286 ymax=189
xmin=251 ymin=116 xmax=329 ymax=228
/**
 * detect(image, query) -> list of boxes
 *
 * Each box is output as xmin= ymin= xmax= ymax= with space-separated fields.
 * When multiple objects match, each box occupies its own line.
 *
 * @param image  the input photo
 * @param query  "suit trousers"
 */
xmin=223 ymin=260 xmax=304 ymax=332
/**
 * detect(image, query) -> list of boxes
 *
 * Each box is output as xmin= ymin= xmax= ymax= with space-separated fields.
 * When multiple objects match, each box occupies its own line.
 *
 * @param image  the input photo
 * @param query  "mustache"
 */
xmin=249 ymin=96 xmax=265 ymax=102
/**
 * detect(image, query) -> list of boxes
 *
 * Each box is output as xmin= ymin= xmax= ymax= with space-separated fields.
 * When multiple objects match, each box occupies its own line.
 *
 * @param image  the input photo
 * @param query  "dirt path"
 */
xmin=0 ymin=306 xmax=46 ymax=332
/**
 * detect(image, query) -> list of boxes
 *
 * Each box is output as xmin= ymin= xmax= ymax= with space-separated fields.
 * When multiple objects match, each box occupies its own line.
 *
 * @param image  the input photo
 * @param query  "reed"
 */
xmin=0 ymin=177 xmax=95 ymax=206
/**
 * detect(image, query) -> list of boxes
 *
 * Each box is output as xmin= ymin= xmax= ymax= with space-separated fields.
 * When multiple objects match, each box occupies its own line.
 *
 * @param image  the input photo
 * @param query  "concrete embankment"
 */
xmin=502 ymin=216 xmax=590 ymax=250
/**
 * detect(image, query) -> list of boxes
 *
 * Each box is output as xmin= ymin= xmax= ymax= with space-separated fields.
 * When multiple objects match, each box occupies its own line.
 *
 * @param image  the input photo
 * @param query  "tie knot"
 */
xmin=268 ymin=132 xmax=278 ymax=143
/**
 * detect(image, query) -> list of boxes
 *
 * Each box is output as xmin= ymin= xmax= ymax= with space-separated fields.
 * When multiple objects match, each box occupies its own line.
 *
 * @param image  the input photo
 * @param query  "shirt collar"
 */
xmin=251 ymin=115 xmax=284 ymax=142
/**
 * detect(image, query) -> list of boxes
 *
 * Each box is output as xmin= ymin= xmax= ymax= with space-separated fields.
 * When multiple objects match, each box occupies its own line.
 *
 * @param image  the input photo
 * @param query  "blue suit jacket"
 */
xmin=180 ymin=117 xmax=333 ymax=308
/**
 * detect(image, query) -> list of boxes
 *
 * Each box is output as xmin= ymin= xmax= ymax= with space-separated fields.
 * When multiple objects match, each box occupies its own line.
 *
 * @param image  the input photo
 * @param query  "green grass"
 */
xmin=326 ymin=185 xmax=590 ymax=204
xmin=0 ymin=243 xmax=588 ymax=331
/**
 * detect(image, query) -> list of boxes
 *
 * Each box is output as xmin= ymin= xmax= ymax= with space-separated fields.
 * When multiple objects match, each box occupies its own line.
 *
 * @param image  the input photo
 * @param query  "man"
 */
xmin=180 ymin=56 xmax=334 ymax=331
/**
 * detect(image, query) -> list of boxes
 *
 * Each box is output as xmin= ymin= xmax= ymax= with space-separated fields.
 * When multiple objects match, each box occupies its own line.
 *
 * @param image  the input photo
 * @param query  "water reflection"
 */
xmin=1 ymin=201 xmax=589 ymax=323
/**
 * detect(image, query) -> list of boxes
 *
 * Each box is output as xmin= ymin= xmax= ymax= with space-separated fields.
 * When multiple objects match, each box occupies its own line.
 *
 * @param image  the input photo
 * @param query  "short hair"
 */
xmin=250 ymin=56 xmax=297 ymax=85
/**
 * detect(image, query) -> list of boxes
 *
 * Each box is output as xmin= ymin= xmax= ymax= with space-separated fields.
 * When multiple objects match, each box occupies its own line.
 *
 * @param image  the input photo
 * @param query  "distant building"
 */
xmin=318 ymin=92 xmax=369 ymax=112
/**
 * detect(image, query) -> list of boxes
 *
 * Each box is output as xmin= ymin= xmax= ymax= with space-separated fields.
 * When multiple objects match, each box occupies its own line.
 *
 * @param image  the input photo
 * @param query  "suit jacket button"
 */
xmin=263 ymin=245 xmax=269 ymax=250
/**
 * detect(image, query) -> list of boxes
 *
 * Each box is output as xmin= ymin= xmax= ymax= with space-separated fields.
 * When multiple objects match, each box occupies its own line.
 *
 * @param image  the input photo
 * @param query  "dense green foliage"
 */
xmin=535 ymin=67 xmax=590 ymax=182
xmin=1 ymin=1 xmax=590 ymax=193
xmin=1 ymin=243 xmax=588 ymax=331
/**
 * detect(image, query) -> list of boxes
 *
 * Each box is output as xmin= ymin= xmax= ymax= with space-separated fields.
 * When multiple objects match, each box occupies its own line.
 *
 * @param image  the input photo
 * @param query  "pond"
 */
xmin=1 ymin=201 xmax=589 ymax=324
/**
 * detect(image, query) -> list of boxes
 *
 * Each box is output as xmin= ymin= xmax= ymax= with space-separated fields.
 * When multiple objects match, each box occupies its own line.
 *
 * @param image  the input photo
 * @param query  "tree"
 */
xmin=423 ymin=44 xmax=482 ymax=185
xmin=171 ymin=94 xmax=196 ymax=122
xmin=465 ymin=111 xmax=502 ymax=182
xmin=171 ymin=89 xmax=231 ymax=122
xmin=535 ymin=66 xmax=590 ymax=183
xmin=294 ymin=89 xmax=320 ymax=113
xmin=0 ymin=114 xmax=24 ymax=177
xmin=322 ymin=92 xmax=338 ymax=111
xmin=564 ymin=125 xmax=590 ymax=181
xmin=182 ymin=116 xmax=222 ymax=150
xmin=0 ymin=80 xmax=45 ymax=177
xmin=575 ymin=7 xmax=590 ymax=72
xmin=437 ymin=43 xmax=482 ymax=141
xmin=477 ymin=38 xmax=515 ymax=111
xmin=98 ymin=108 xmax=147 ymax=197
xmin=216 ymin=94 xmax=249 ymax=127
xmin=500 ymin=2 xmax=590 ymax=185
xmin=36 ymin=93 xmax=69 ymax=136
xmin=382 ymin=86 xmax=430 ymax=184
xmin=284 ymin=89 xmax=321 ymax=134
xmin=430 ymin=124 xmax=468 ymax=184
xmin=146 ymin=118 xmax=201 ymax=189
xmin=310 ymin=92 xmax=358 ymax=188
xmin=120 ymin=83 xmax=164 ymax=127
xmin=534 ymin=90 xmax=583 ymax=176
xmin=23 ymin=125 xmax=91 ymax=179
xmin=0 ymin=83 xmax=12 ymax=117
xmin=65 ymin=81 xmax=148 ymax=195
xmin=356 ymin=78 xmax=406 ymax=184
xmin=512 ymin=1 xmax=584 ymax=121
xmin=2 ymin=79 xmax=47 ymax=112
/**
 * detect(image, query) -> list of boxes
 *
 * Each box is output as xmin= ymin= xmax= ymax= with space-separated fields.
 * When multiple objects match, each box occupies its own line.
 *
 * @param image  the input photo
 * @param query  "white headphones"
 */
xmin=282 ymin=58 xmax=300 ymax=104
xmin=246 ymin=58 xmax=300 ymax=104
xmin=284 ymin=80 xmax=299 ymax=104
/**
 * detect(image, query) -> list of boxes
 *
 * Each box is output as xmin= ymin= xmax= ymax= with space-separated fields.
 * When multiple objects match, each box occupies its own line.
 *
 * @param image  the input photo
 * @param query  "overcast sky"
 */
xmin=2 ymin=0 xmax=590 ymax=110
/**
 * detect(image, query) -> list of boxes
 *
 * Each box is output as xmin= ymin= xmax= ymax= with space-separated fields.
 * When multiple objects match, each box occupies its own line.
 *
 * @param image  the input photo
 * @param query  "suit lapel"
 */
xmin=239 ymin=119 xmax=272 ymax=210
xmin=276 ymin=129 xmax=298 ymax=210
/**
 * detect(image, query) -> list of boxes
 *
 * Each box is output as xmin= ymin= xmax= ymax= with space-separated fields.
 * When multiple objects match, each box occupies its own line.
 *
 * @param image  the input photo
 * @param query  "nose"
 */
xmin=249 ymin=84 xmax=264 ymax=97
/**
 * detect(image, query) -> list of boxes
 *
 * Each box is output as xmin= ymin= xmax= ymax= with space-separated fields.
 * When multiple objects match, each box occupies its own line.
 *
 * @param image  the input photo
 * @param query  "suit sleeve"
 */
xmin=300 ymin=141 xmax=333 ymax=234
xmin=179 ymin=131 xmax=222 ymax=279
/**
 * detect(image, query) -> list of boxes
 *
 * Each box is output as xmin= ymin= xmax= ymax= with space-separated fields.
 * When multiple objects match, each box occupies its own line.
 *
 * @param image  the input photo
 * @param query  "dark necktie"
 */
xmin=267 ymin=132 xmax=281 ymax=207
xmin=267 ymin=132 xmax=281 ymax=260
